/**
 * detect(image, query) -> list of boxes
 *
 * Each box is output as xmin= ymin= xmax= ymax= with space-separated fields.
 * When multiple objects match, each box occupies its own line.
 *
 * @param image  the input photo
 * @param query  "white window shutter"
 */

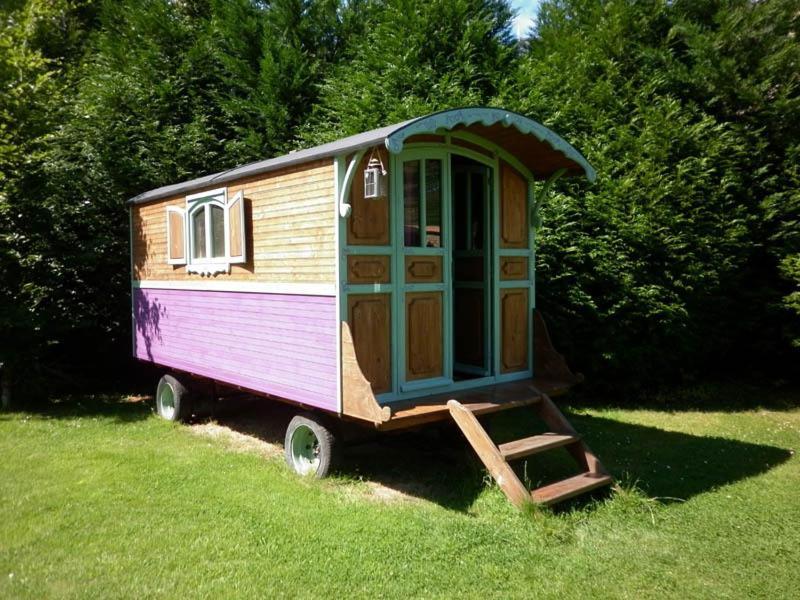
xmin=226 ymin=191 xmax=246 ymax=264
xmin=166 ymin=206 xmax=187 ymax=265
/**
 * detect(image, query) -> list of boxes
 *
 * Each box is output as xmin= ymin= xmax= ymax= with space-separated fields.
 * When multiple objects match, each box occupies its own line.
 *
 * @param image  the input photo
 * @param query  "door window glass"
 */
xmin=425 ymin=159 xmax=442 ymax=248
xmin=403 ymin=161 xmax=421 ymax=247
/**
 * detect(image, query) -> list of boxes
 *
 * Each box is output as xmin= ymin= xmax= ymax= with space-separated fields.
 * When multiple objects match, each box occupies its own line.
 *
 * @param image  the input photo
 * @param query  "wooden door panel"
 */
xmin=501 ymin=288 xmax=529 ymax=373
xmin=500 ymin=163 xmax=528 ymax=249
xmin=454 ymin=288 xmax=484 ymax=367
xmin=406 ymin=291 xmax=443 ymax=381
xmin=348 ymin=149 xmax=390 ymax=246
xmin=347 ymin=294 xmax=391 ymax=393
xmin=347 ymin=255 xmax=390 ymax=284
xmin=500 ymin=256 xmax=528 ymax=280
xmin=404 ymin=255 xmax=442 ymax=283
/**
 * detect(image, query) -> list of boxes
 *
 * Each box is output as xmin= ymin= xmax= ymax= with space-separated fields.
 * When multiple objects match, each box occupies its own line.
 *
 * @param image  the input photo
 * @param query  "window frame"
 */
xmin=403 ymin=157 xmax=444 ymax=248
xmin=185 ymin=187 xmax=230 ymax=275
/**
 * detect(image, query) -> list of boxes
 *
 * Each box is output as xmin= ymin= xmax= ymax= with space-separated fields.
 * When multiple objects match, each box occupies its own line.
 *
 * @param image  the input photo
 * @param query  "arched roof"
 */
xmin=130 ymin=107 xmax=595 ymax=205
xmin=385 ymin=107 xmax=595 ymax=182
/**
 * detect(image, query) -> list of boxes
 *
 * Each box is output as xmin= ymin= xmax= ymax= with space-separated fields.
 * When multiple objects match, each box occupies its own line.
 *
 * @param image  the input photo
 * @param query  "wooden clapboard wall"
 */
xmin=131 ymin=159 xmax=336 ymax=283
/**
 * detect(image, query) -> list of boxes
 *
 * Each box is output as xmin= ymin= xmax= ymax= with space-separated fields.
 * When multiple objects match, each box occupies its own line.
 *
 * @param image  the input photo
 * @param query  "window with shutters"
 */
xmin=165 ymin=187 xmax=246 ymax=275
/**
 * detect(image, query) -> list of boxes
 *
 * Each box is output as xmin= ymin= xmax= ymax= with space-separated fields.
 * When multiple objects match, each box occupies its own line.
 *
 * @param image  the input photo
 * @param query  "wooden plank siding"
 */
xmin=132 ymin=159 xmax=336 ymax=283
xmin=133 ymin=288 xmax=337 ymax=410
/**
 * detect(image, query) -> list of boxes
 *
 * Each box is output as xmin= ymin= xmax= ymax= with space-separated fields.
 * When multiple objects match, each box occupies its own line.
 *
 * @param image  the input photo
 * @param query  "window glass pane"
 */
xmin=425 ymin=159 xmax=442 ymax=247
xmin=192 ymin=208 xmax=206 ymax=259
xmin=403 ymin=161 xmax=421 ymax=247
xmin=210 ymin=204 xmax=225 ymax=258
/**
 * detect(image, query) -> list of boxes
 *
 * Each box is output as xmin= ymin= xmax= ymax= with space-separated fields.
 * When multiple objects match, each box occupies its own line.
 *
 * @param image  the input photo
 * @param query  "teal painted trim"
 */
xmin=403 ymin=246 xmax=446 ymax=256
xmin=497 ymin=248 xmax=532 ymax=257
xmin=384 ymin=107 xmax=596 ymax=182
xmin=394 ymin=148 xmax=454 ymax=394
xmin=335 ymin=156 xmax=348 ymax=325
xmin=491 ymin=154 xmax=502 ymax=377
xmin=494 ymin=370 xmax=533 ymax=384
xmin=404 ymin=283 xmax=446 ymax=293
xmin=390 ymin=152 xmax=402 ymax=397
xmin=450 ymin=131 xmax=533 ymax=180
xmin=406 ymin=140 xmax=495 ymax=171
xmin=401 ymin=376 xmax=453 ymax=393
xmin=454 ymin=363 xmax=489 ymax=377
xmin=343 ymin=245 xmax=392 ymax=255
xmin=338 ymin=149 xmax=366 ymax=217
xmin=380 ymin=375 xmax=498 ymax=403
xmin=334 ymin=156 xmax=344 ymax=415
xmin=344 ymin=283 xmax=395 ymax=294
xmin=499 ymin=280 xmax=533 ymax=289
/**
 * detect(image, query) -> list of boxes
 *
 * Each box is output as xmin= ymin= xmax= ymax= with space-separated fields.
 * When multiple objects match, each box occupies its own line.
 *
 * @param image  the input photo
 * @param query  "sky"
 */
xmin=510 ymin=0 xmax=541 ymax=39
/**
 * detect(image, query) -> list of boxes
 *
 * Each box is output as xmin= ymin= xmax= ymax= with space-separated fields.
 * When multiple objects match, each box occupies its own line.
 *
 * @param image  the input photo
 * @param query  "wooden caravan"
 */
xmin=130 ymin=107 xmax=611 ymax=508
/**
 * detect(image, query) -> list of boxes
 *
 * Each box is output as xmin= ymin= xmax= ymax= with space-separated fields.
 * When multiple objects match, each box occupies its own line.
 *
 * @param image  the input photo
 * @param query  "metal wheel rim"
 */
xmin=290 ymin=424 xmax=320 ymax=476
xmin=158 ymin=383 xmax=176 ymax=420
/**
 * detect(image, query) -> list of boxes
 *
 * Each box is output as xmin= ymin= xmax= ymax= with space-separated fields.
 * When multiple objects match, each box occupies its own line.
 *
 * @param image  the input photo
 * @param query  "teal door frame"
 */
xmin=451 ymin=160 xmax=493 ymax=377
xmin=392 ymin=148 xmax=453 ymax=393
xmin=338 ymin=133 xmax=535 ymax=404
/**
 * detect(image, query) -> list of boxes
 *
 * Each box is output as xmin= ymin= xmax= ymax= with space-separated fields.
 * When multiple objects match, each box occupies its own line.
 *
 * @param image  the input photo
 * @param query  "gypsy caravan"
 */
xmin=129 ymin=107 xmax=611 ymax=507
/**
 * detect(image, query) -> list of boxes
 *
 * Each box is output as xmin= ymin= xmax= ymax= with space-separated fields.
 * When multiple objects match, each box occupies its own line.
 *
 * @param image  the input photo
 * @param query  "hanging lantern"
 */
xmin=363 ymin=156 xmax=387 ymax=199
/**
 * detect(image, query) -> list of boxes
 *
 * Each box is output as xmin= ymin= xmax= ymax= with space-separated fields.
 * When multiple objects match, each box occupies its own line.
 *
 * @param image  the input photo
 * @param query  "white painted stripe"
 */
xmin=333 ymin=156 xmax=344 ymax=415
xmin=132 ymin=279 xmax=336 ymax=296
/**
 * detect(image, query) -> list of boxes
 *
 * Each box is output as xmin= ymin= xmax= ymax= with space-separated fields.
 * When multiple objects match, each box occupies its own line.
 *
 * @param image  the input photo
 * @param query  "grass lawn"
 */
xmin=1 ymin=383 xmax=798 ymax=598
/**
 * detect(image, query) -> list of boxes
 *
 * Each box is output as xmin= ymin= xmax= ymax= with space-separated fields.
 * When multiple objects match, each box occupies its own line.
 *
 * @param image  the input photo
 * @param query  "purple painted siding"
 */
xmin=134 ymin=288 xmax=337 ymax=411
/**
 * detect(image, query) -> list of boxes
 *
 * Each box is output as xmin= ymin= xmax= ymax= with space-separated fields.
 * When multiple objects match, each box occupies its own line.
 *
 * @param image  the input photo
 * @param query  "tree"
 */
xmin=0 ymin=0 xmax=100 ymax=404
xmin=301 ymin=0 xmax=516 ymax=143
xmin=501 ymin=0 xmax=800 ymax=388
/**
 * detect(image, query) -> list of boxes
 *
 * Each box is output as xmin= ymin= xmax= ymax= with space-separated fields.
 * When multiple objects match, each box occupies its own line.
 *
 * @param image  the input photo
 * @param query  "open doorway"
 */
xmin=451 ymin=155 xmax=492 ymax=381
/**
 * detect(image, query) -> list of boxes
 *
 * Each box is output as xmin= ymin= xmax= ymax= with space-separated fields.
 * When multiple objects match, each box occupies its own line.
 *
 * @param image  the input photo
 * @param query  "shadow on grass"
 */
xmin=491 ymin=407 xmax=793 ymax=504
xmin=208 ymin=398 xmax=792 ymax=512
xmin=10 ymin=393 xmax=791 ymax=512
xmin=2 ymin=394 xmax=152 ymax=424
xmin=567 ymin=380 xmax=800 ymax=414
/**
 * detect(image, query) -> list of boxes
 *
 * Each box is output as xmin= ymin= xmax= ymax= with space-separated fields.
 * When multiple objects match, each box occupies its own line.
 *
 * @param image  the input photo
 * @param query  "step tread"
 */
xmin=531 ymin=472 xmax=613 ymax=506
xmin=464 ymin=395 xmax=541 ymax=416
xmin=498 ymin=433 xmax=579 ymax=460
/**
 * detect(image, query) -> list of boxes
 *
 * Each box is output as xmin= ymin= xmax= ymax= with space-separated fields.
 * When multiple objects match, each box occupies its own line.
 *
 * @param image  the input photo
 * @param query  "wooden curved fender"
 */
xmin=341 ymin=321 xmax=392 ymax=424
xmin=533 ymin=309 xmax=584 ymax=389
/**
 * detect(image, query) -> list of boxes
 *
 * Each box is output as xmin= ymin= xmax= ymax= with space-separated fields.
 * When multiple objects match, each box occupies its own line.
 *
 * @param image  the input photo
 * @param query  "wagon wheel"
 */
xmin=284 ymin=413 xmax=337 ymax=479
xmin=155 ymin=374 xmax=193 ymax=422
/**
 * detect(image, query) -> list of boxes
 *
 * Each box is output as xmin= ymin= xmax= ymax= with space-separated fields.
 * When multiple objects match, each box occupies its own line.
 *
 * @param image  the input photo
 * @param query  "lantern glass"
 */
xmin=364 ymin=168 xmax=379 ymax=198
xmin=364 ymin=164 xmax=385 ymax=199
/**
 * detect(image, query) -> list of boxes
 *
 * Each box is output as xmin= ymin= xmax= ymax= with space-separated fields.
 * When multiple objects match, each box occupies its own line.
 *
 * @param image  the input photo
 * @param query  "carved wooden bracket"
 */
xmin=340 ymin=321 xmax=392 ymax=424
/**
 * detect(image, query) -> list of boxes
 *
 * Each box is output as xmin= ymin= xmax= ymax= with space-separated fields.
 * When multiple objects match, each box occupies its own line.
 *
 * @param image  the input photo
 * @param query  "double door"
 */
xmin=394 ymin=150 xmax=532 ymax=395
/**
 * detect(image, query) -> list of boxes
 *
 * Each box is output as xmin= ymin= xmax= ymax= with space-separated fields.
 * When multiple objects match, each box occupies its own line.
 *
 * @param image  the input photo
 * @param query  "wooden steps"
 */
xmin=531 ymin=473 xmax=613 ymax=506
xmin=378 ymin=380 xmax=542 ymax=431
xmin=448 ymin=386 xmax=612 ymax=509
xmin=498 ymin=433 xmax=579 ymax=461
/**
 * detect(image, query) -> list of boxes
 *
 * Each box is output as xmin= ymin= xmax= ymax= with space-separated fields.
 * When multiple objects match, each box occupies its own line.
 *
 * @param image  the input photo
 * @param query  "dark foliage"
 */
xmin=0 ymin=0 xmax=797 ymax=403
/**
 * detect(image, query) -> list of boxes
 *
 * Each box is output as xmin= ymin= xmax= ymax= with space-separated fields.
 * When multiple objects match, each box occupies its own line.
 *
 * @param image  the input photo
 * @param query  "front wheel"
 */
xmin=284 ymin=414 xmax=336 ymax=479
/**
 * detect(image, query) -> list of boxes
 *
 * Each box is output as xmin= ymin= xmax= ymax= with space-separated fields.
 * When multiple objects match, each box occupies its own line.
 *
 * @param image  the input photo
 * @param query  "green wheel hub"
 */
xmin=289 ymin=424 xmax=321 ymax=476
xmin=157 ymin=382 xmax=176 ymax=420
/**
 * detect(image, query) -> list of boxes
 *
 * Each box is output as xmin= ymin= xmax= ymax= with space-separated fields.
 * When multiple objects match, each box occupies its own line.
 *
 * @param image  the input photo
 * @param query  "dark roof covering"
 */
xmin=128 ymin=107 xmax=595 ymax=205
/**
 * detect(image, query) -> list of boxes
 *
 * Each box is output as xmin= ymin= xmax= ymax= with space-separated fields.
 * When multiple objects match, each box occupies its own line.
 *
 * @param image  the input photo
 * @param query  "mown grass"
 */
xmin=0 ymin=385 xmax=798 ymax=599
